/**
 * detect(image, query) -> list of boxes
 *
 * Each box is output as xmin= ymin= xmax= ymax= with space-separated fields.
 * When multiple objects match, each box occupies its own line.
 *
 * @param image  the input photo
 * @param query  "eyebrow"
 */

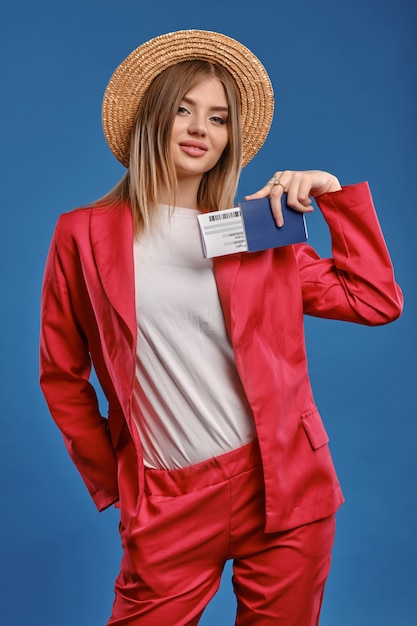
xmin=182 ymin=95 xmax=229 ymax=112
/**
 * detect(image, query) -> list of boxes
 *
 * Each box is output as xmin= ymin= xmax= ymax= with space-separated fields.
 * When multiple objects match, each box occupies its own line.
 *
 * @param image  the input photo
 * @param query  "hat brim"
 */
xmin=102 ymin=29 xmax=274 ymax=168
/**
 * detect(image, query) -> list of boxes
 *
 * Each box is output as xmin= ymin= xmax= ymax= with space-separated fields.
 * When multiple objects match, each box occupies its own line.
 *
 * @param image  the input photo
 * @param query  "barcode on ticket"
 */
xmin=208 ymin=209 xmax=241 ymax=222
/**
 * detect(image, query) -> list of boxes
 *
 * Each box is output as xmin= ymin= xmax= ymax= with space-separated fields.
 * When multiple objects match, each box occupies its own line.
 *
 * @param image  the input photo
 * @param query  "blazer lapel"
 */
xmin=89 ymin=206 xmax=241 ymax=359
xmin=213 ymin=254 xmax=241 ymax=338
xmin=90 ymin=202 xmax=136 ymax=342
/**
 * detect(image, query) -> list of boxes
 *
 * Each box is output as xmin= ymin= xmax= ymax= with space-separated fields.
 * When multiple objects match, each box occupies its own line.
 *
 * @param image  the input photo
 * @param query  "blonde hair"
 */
xmin=97 ymin=60 xmax=242 ymax=235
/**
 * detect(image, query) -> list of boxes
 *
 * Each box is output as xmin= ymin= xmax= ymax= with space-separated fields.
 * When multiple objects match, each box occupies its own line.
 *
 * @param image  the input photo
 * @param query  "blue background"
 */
xmin=1 ymin=1 xmax=415 ymax=624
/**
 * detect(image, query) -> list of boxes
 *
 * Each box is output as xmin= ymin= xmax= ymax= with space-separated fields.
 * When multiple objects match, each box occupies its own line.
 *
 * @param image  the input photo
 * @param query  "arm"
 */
xmin=246 ymin=170 xmax=403 ymax=325
xmin=40 ymin=224 xmax=119 ymax=511
xmin=296 ymin=182 xmax=403 ymax=324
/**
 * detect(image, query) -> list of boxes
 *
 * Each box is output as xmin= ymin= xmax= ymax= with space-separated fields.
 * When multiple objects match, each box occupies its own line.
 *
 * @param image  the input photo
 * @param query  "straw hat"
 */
xmin=102 ymin=29 xmax=274 ymax=168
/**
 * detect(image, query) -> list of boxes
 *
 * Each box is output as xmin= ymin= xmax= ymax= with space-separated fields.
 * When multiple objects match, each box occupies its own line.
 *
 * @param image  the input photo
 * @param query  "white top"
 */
xmin=132 ymin=205 xmax=256 ymax=469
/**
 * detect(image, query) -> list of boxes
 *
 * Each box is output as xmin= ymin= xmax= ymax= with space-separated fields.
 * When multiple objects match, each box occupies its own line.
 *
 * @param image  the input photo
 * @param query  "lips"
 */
xmin=179 ymin=141 xmax=208 ymax=157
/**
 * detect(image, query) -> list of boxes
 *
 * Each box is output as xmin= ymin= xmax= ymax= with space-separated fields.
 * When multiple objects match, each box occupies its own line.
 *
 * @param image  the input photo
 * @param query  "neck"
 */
xmin=157 ymin=175 xmax=202 ymax=210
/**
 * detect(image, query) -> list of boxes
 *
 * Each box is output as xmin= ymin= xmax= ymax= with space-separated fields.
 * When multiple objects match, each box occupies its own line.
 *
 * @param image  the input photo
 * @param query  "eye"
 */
xmin=210 ymin=115 xmax=228 ymax=125
xmin=177 ymin=105 xmax=190 ymax=115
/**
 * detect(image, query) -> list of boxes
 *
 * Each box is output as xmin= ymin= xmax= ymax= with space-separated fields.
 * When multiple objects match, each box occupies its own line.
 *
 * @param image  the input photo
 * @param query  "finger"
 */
xmin=268 ymin=173 xmax=289 ymax=226
xmin=269 ymin=193 xmax=285 ymax=227
xmin=285 ymin=172 xmax=302 ymax=210
xmin=287 ymin=193 xmax=313 ymax=211
xmin=286 ymin=178 xmax=313 ymax=212
xmin=286 ymin=192 xmax=314 ymax=213
xmin=298 ymin=172 xmax=317 ymax=206
xmin=244 ymin=188 xmax=269 ymax=200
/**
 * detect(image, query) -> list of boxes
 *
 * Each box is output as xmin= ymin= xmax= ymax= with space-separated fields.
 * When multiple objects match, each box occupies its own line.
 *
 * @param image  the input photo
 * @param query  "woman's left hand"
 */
xmin=244 ymin=169 xmax=342 ymax=226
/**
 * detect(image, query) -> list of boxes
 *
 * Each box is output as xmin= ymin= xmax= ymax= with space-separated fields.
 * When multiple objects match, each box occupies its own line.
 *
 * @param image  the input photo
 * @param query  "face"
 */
xmin=169 ymin=77 xmax=229 ymax=184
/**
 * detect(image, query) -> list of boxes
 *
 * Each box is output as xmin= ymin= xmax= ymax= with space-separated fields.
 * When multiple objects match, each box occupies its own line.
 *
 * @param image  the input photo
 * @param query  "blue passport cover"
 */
xmin=239 ymin=196 xmax=308 ymax=252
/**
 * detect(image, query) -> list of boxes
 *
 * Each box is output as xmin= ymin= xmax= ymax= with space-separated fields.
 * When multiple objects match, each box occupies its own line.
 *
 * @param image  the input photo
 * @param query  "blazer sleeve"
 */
xmin=40 ymin=224 xmax=119 ymax=511
xmin=295 ymin=182 xmax=403 ymax=325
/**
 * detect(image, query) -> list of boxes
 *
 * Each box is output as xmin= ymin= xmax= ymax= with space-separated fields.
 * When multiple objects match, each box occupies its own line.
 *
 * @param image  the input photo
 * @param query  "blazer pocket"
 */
xmin=301 ymin=406 xmax=329 ymax=450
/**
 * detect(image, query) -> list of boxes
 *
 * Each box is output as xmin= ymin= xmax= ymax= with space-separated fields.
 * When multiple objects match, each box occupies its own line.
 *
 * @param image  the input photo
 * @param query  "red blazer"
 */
xmin=40 ymin=183 xmax=403 ymax=533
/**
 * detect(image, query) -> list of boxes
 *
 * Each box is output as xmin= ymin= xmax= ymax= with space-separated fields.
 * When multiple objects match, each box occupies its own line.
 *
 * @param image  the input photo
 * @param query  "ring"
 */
xmin=272 ymin=179 xmax=285 ymax=190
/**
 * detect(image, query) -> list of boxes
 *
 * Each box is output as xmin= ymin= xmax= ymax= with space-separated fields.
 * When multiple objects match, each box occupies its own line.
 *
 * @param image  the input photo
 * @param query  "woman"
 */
xmin=40 ymin=30 xmax=403 ymax=625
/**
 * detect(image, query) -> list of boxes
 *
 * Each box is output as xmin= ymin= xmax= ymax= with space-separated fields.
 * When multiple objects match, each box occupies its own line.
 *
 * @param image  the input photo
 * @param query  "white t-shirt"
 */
xmin=132 ymin=205 xmax=256 ymax=469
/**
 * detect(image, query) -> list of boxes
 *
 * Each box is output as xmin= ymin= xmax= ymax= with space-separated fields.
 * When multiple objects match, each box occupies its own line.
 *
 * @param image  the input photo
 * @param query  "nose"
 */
xmin=187 ymin=117 xmax=207 ymax=137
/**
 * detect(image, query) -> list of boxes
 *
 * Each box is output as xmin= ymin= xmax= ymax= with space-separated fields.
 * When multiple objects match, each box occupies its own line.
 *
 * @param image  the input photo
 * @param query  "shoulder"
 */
xmin=56 ymin=201 xmax=124 ymax=227
xmin=54 ymin=201 xmax=130 ymax=242
xmin=55 ymin=205 xmax=93 ymax=234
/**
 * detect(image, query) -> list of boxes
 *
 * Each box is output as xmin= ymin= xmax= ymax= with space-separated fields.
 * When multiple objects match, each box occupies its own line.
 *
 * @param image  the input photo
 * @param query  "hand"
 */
xmin=244 ymin=170 xmax=342 ymax=226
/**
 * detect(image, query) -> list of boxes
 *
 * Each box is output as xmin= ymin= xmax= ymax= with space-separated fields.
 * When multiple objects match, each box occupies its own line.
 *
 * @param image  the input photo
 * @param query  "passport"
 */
xmin=197 ymin=196 xmax=308 ymax=258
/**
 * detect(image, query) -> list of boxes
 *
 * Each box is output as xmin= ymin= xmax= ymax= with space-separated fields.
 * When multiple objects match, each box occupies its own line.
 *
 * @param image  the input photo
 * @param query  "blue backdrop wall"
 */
xmin=1 ymin=1 xmax=415 ymax=624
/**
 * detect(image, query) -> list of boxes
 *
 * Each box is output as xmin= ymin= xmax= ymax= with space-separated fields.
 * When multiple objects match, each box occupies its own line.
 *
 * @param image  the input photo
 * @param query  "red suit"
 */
xmin=40 ymin=182 xmax=402 ymax=535
xmin=40 ymin=182 xmax=403 ymax=623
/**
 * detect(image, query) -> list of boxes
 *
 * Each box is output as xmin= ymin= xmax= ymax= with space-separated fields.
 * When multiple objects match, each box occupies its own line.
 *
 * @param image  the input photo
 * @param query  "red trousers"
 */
xmin=108 ymin=440 xmax=335 ymax=625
